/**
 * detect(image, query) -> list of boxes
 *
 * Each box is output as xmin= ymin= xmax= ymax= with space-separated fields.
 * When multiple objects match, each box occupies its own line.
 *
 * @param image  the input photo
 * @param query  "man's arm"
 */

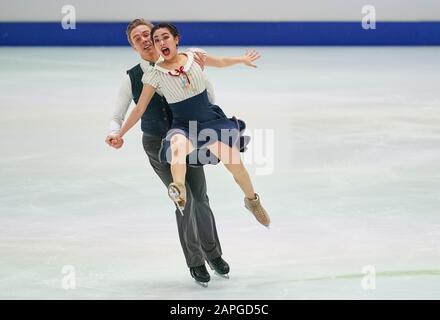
xmin=119 ymin=84 xmax=156 ymax=137
xmin=106 ymin=75 xmax=133 ymax=148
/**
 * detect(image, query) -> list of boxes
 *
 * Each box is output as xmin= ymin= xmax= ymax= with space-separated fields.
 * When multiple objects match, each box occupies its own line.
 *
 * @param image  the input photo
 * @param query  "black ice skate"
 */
xmin=208 ymin=256 xmax=230 ymax=279
xmin=190 ymin=264 xmax=210 ymax=288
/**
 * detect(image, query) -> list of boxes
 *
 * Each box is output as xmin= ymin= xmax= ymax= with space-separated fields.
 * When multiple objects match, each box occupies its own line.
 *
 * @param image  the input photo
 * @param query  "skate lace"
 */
xmin=249 ymin=200 xmax=267 ymax=221
xmin=194 ymin=265 xmax=207 ymax=273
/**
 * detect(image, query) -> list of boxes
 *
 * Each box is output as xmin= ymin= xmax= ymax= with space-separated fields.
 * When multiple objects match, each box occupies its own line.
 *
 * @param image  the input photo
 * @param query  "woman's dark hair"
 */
xmin=151 ymin=22 xmax=180 ymax=40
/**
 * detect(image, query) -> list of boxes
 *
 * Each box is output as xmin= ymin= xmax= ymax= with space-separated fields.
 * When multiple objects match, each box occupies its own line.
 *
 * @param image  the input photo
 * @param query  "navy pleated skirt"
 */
xmin=158 ymin=90 xmax=250 ymax=166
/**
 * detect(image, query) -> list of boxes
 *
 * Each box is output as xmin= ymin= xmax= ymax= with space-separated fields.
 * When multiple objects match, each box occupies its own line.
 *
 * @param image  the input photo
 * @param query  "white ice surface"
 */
xmin=0 ymin=47 xmax=439 ymax=299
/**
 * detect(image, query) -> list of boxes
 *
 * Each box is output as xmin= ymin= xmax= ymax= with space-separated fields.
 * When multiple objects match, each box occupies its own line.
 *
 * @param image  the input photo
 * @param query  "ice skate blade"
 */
xmin=194 ymin=280 xmax=209 ymax=288
xmin=214 ymin=272 xmax=229 ymax=279
xmin=170 ymin=197 xmax=184 ymax=216
xmin=208 ymin=265 xmax=230 ymax=279
xmin=176 ymin=204 xmax=184 ymax=216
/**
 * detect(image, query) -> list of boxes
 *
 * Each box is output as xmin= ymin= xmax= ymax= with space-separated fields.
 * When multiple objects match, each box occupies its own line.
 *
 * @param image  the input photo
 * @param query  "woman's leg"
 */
xmin=207 ymin=140 xmax=270 ymax=227
xmin=170 ymin=133 xmax=195 ymax=185
xmin=206 ymin=141 xmax=256 ymax=199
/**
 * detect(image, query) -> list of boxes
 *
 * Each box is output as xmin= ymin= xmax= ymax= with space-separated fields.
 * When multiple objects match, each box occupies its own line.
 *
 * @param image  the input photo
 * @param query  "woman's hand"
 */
xmin=105 ymin=133 xmax=124 ymax=149
xmin=242 ymin=50 xmax=261 ymax=68
xmin=194 ymin=51 xmax=207 ymax=70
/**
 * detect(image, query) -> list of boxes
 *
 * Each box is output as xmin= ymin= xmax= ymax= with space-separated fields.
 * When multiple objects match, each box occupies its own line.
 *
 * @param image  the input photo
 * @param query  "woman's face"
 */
xmin=152 ymin=27 xmax=179 ymax=60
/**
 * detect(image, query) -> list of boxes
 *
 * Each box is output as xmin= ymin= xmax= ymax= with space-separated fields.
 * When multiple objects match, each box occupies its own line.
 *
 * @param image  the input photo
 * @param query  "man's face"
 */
xmin=130 ymin=25 xmax=155 ymax=57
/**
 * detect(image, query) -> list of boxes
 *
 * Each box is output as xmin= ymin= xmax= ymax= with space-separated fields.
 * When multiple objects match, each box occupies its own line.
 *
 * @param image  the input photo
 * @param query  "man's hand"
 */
xmin=105 ymin=133 xmax=124 ymax=149
xmin=194 ymin=51 xmax=207 ymax=70
xmin=242 ymin=50 xmax=261 ymax=68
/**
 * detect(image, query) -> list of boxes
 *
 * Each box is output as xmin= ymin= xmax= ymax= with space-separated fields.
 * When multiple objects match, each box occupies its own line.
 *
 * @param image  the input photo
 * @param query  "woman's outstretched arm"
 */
xmin=204 ymin=50 xmax=261 ymax=68
xmin=119 ymin=84 xmax=156 ymax=137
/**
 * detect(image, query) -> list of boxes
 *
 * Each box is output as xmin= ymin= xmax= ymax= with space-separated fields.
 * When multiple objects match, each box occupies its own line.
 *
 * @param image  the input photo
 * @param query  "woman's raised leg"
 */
xmin=207 ymin=141 xmax=270 ymax=227
xmin=207 ymin=141 xmax=255 ymax=199
xmin=168 ymin=134 xmax=195 ymax=212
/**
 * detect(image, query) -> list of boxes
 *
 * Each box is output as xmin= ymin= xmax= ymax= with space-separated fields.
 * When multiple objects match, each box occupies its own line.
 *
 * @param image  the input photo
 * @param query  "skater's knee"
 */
xmin=171 ymin=135 xmax=188 ymax=156
xmin=171 ymin=134 xmax=194 ymax=157
xmin=171 ymin=135 xmax=185 ymax=149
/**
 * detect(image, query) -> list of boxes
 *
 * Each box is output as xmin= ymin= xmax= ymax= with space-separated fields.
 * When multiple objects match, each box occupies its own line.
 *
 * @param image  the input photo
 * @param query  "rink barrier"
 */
xmin=1 ymin=21 xmax=440 ymax=46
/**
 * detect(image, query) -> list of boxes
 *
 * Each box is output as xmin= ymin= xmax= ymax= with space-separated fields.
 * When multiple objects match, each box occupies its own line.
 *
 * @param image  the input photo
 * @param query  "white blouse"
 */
xmin=142 ymin=50 xmax=208 ymax=104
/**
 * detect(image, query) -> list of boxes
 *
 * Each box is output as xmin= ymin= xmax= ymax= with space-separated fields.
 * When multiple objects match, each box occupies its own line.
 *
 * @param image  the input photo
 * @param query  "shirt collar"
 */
xmin=140 ymin=56 xmax=164 ymax=71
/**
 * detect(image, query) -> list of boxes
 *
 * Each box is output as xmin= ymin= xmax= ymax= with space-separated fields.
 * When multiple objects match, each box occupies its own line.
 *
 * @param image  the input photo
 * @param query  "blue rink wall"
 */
xmin=1 ymin=21 xmax=440 ymax=46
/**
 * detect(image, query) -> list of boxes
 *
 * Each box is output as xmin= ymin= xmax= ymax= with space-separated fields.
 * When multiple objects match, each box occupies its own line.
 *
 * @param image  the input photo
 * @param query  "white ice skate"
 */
xmin=244 ymin=193 xmax=271 ymax=228
xmin=168 ymin=182 xmax=186 ymax=216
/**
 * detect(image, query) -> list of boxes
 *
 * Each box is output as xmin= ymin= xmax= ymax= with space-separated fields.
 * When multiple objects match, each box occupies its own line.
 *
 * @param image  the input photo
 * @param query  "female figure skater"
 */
xmin=116 ymin=23 xmax=270 ymax=227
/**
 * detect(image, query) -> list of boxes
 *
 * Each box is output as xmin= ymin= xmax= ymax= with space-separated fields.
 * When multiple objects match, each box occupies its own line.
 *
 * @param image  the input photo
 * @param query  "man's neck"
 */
xmin=140 ymin=53 xmax=160 ymax=64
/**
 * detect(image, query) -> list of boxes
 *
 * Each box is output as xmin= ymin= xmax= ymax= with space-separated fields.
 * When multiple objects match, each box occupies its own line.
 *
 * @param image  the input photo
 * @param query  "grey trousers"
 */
xmin=142 ymin=134 xmax=222 ymax=268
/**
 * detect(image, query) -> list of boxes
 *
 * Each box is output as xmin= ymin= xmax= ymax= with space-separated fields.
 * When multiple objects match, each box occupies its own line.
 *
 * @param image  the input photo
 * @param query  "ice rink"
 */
xmin=1 ymin=46 xmax=439 ymax=299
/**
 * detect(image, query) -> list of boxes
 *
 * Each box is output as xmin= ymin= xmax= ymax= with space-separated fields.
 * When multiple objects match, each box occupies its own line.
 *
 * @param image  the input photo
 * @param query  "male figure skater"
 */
xmin=105 ymin=19 xmax=229 ymax=287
